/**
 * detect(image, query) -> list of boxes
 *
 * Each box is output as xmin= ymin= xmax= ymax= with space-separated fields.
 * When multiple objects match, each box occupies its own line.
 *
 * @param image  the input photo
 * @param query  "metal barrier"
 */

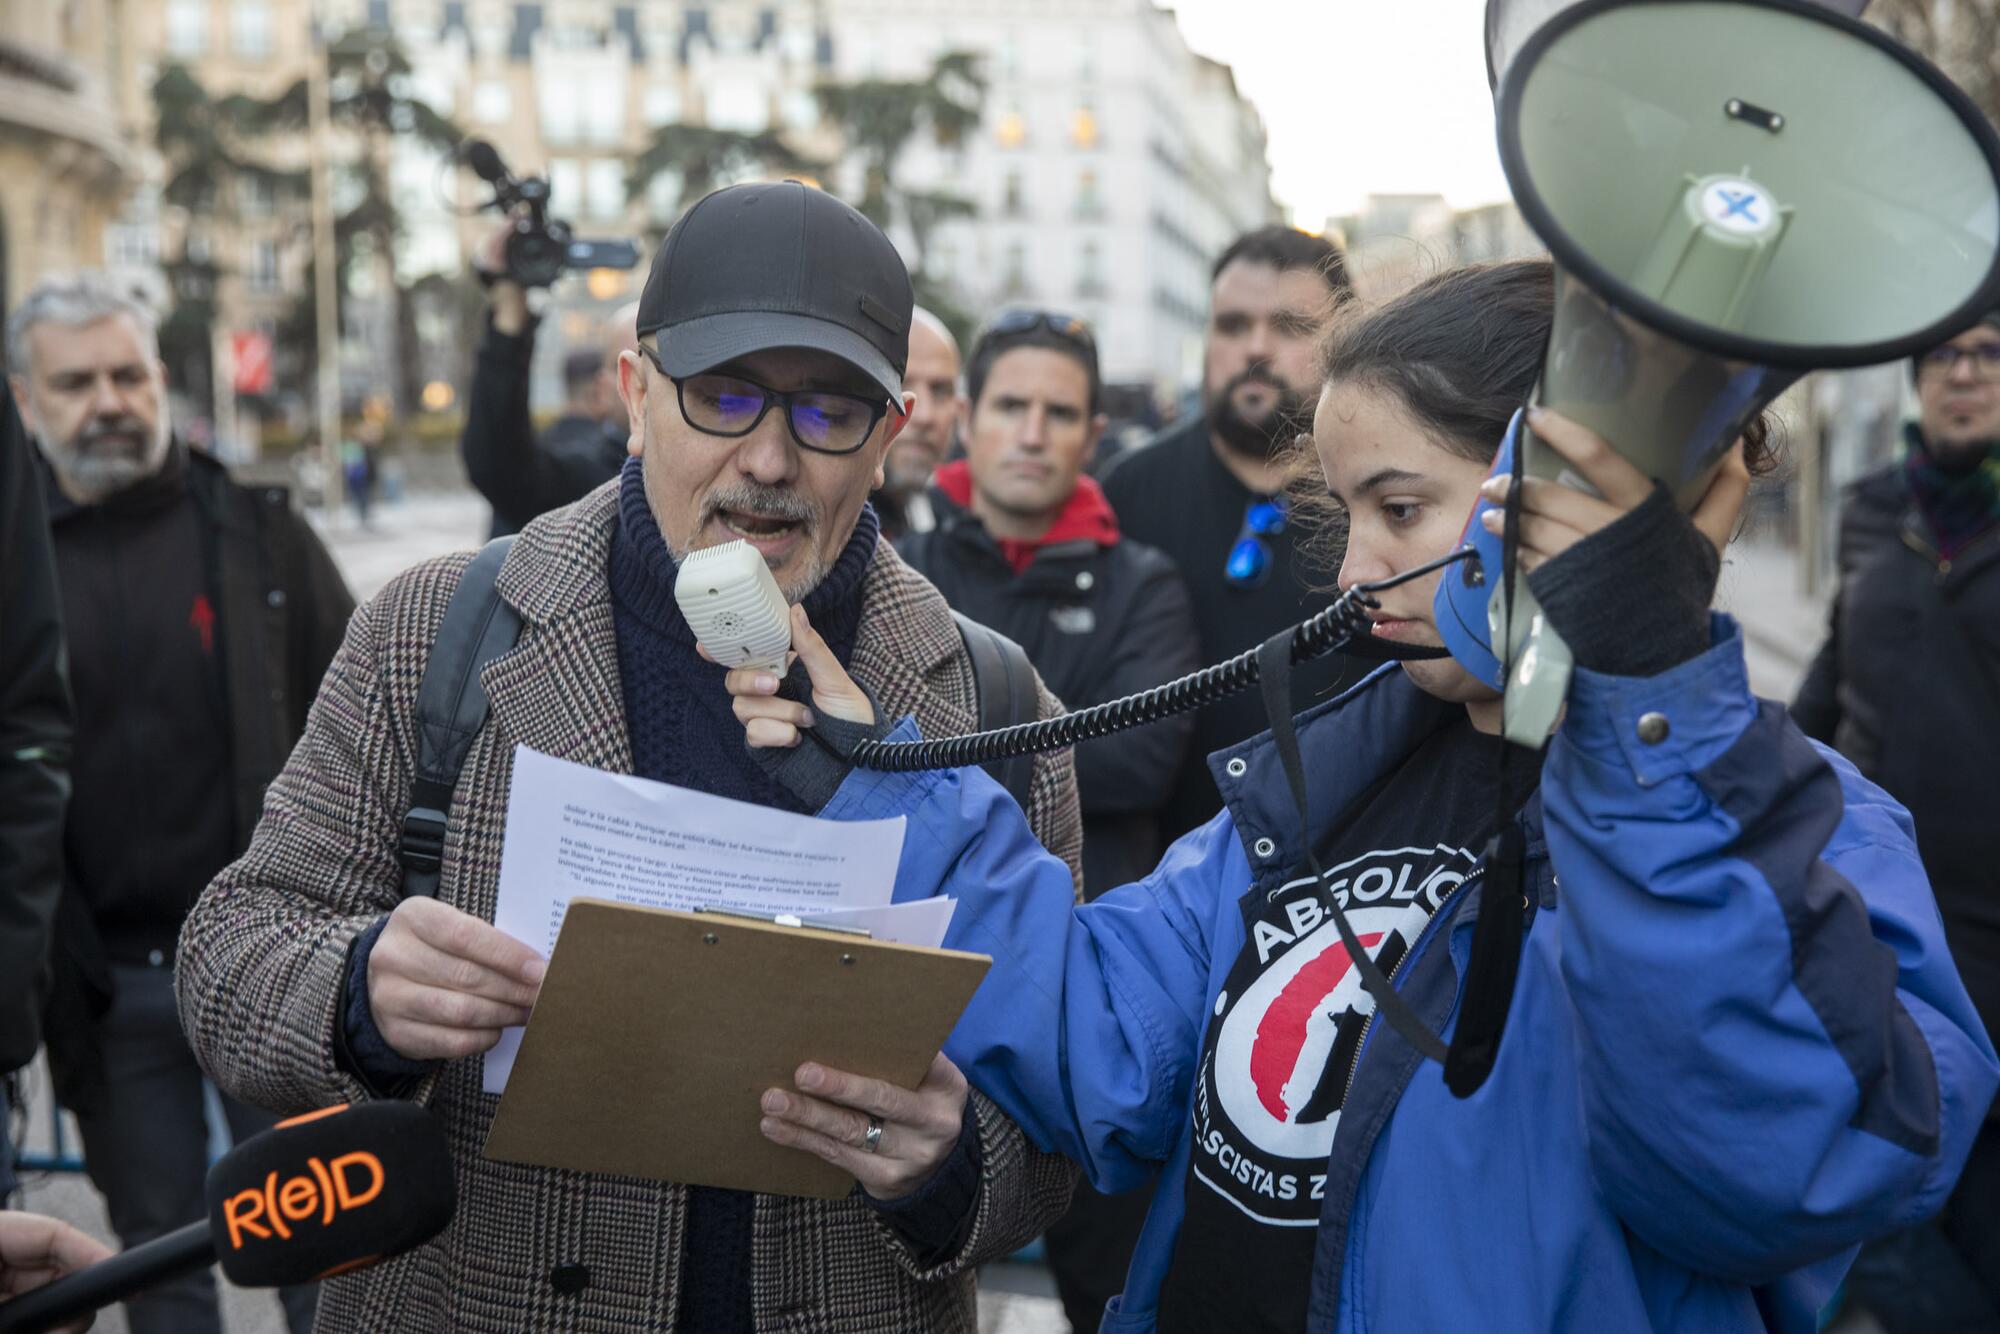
xmin=11 ymin=1095 xmax=86 ymax=1174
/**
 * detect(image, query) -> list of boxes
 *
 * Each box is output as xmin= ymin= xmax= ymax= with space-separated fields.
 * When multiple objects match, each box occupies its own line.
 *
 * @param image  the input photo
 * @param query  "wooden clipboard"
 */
xmin=482 ymin=898 xmax=991 ymax=1199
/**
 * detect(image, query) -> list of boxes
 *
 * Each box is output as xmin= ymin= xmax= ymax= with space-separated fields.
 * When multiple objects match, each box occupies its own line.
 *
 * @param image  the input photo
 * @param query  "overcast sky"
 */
xmin=1165 ymin=0 xmax=1514 ymax=226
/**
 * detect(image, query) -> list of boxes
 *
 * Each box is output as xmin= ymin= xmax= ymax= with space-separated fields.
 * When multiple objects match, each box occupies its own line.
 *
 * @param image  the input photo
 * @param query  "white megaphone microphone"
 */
xmin=1437 ymin=0 xmax=2000 ymax=746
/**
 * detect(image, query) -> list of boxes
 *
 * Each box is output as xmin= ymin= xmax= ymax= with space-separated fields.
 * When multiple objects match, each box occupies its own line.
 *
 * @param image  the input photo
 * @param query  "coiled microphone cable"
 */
xmin=850 ymin=547 xmax=1477 ymax=773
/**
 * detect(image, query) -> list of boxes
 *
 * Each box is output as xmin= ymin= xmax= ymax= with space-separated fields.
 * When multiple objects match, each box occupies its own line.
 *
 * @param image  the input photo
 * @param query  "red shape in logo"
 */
xmin=1248 ymin=932 xmax=1383 ymax=1123
xmin=189 ymin=594 xmax=216 ymax=655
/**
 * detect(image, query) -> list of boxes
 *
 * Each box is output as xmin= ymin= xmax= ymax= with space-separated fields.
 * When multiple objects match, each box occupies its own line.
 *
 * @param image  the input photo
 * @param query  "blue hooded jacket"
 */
xmin=824 ymin=618 xmax=1998 ymax=1333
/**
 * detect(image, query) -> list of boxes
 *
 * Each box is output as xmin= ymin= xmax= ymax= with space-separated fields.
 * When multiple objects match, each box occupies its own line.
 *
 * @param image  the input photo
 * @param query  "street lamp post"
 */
xmin=307 ymin=4 xmax=343 ymax=520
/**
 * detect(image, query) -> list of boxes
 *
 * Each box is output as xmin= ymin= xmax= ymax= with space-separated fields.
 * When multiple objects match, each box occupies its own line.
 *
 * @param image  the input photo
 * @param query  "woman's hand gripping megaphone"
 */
xmin=1475 ymin=407 xmax=1751 ymax=574
xmin=1477 ymin=407 xmax=1753 ymax=687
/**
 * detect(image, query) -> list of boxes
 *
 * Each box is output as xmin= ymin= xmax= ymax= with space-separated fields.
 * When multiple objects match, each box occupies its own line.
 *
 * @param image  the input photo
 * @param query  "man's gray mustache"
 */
xmin=74 ymin=419 xmax=150 ymax=451
xmin=702 ymin=488 xmax=819 ymax=527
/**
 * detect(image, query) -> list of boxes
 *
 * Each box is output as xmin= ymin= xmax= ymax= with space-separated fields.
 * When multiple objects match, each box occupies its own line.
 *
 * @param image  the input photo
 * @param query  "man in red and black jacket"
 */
xmin=895 ymin=310 xmax=1198 ymax=1332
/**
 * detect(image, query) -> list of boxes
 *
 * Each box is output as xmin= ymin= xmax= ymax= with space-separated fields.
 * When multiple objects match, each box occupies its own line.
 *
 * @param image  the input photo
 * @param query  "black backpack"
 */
xmin=397 ymin=537 xmax=1040 ymax=899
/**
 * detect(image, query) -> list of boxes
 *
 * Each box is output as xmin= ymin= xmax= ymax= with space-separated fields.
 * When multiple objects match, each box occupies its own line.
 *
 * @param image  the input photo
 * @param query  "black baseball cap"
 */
xmin=636 ymin=181 xmax=914 ymax=401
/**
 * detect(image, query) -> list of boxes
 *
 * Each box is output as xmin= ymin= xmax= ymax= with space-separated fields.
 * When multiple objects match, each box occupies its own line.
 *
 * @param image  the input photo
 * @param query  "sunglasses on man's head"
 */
xmin=975 ymin=309 xmax=1098 ymax=357
xmin=1225 ymin=497 xmax=1288 ymax=588
xmin=640 ymin=345 xmax=890 ymax=456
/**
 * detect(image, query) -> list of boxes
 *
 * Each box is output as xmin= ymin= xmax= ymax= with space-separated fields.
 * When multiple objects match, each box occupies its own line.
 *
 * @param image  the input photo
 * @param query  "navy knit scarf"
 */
xmin=608 ymin=455 xmax=878 ymax=806
xmin=605 ymin=455 xmax=878 ymax=1331
xmin=1903 ymin=421 xmax=2000 ymax=560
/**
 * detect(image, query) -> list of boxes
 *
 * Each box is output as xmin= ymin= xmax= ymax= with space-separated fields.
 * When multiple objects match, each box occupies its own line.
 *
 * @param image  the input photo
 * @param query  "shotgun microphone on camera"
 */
xmin=459 ymin=137 xmax=642 ymax=288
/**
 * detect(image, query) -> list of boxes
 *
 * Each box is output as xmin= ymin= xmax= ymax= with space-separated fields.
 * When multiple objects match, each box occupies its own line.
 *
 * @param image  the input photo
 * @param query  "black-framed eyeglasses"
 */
xmin=1225 ymin=495 xmax=1287 ymax=588
xmin=640 ymin=345 xmax=892 ymax=456
xmin=976 ymin=308 xmax=1098 ymax=357
xmin=1918 ymin=342 xmax=2000 ymax=379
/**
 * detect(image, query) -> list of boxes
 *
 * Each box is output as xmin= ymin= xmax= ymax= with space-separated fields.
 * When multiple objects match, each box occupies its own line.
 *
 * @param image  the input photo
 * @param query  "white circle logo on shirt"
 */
xmin=1185 ymin=844 xmax=1477 ymax=1226
xmin=1211 ymin=901 xmax=1414 ymax=1160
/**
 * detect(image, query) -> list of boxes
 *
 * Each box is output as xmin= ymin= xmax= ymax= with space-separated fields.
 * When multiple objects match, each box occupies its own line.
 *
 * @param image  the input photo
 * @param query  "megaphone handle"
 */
xmin=1499 ymin=587 xmax=1572 ymax=747
xmin=1488 ymin=405 xmax=1570 ymax=747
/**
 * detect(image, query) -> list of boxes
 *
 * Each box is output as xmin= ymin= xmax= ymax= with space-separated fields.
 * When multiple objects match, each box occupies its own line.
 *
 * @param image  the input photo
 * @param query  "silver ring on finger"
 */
xmin=861 ymin=1116 xmax=883 ymax=1154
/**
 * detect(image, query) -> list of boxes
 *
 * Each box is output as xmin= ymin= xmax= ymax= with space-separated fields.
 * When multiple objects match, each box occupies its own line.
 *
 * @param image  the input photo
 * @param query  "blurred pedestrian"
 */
xmin=1101 ymin=226 xmax=1352 ymax=839
xmin=344 ymin=418 xmax=384 ymax=527
xmin=897 ymin=310 xmax=1197 ymax=1330
xmin=6 ymin=272 xmax=351 ymax=1334
xmin=1797 ymin=308 xmax=2000 ymax=1333
xmin=0 ymin=378 xmax=71 ymax=1202
xmin=874 ymin=307 xmax=961 ymax=541
xmin=460 ymin=219 xmax=636 ymax=537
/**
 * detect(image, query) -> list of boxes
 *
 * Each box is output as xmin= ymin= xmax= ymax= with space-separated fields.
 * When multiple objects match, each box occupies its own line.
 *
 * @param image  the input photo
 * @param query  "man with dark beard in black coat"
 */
xmin=1101 ymin=227 xmax=1351 ymax=840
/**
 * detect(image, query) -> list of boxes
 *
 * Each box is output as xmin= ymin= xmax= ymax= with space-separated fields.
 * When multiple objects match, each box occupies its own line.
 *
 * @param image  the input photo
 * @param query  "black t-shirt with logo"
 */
xmin=1157 ymin=712 xmax=1516 ymax=1334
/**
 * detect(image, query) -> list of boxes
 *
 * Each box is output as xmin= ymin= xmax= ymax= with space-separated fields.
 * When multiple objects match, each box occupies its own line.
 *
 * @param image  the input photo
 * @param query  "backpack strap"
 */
xmin=951 ymin=612 xmax=1039 ymax=811
xmin=399 ymin=536 xmax=522 ymax=900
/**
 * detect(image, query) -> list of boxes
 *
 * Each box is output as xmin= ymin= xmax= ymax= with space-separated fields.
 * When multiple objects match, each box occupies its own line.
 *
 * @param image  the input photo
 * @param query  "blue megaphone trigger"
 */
xmin=1431 ymin=407 xmax=1523 ymax=691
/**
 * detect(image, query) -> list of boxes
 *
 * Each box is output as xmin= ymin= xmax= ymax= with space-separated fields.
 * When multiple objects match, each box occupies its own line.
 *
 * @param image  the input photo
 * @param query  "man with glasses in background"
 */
xmin=1796 ymin=310 xmax=2000 ymax=1333
xmin=177 ymin=181 xmax=1081 ymax=1333
xmin=896 ymin=309 xmax=1197 ymax=1331
xmin=1101 ymin=227 xmax=1351 ymax=839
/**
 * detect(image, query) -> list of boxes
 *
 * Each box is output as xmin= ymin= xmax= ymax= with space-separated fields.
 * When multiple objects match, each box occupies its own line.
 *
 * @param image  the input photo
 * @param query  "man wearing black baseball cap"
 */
xmin=177 ymin=181 xmax=1083 ymax=1333
xmin=623 ymin=179 xmax=922 ymax=600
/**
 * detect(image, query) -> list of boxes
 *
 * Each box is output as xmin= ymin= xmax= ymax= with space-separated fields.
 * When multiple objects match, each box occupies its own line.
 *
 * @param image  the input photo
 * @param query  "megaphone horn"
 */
xmin=1485 ymin=0 xmax=1874 ymax=92
xmin=1439 ymin=0 xmax=2000 ymax=746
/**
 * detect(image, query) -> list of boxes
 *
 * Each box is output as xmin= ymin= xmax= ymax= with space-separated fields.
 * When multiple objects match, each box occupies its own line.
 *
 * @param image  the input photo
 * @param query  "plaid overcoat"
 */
xmin=177 ymin=482 xmax=1082 ymax=1331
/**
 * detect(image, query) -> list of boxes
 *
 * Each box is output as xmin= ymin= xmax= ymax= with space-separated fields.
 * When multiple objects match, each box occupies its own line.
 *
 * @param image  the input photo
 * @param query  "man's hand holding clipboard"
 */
xmin=715 ymin=603 xmax=974 ymax=1200
xmin=759 ymin=1053 xmax=972 ymax=1200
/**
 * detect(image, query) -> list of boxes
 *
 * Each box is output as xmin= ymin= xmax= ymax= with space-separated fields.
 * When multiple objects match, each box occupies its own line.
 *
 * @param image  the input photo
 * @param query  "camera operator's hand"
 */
xmin=367 ymin=897 xmax=545 ymax=1061
xmin=473 ymin=219 xmax=530 ymax=336
xmin=0 ymin=1212 xmax=114 ymax=1330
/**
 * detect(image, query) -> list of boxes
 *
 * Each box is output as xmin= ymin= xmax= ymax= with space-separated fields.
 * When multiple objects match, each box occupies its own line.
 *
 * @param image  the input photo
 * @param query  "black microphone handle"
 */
xmin=0 ymin=1221 xmax=214 ymax=1334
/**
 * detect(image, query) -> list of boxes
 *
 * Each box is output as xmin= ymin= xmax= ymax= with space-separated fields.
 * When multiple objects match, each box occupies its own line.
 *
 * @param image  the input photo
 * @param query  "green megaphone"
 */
xmin=1463 ymin=0 xmax=2000 ymax=746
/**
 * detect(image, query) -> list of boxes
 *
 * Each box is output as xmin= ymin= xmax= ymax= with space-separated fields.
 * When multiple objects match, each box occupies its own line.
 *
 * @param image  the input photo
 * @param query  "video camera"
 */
xmin=461 ymin=138 xmax=642 ymax=289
